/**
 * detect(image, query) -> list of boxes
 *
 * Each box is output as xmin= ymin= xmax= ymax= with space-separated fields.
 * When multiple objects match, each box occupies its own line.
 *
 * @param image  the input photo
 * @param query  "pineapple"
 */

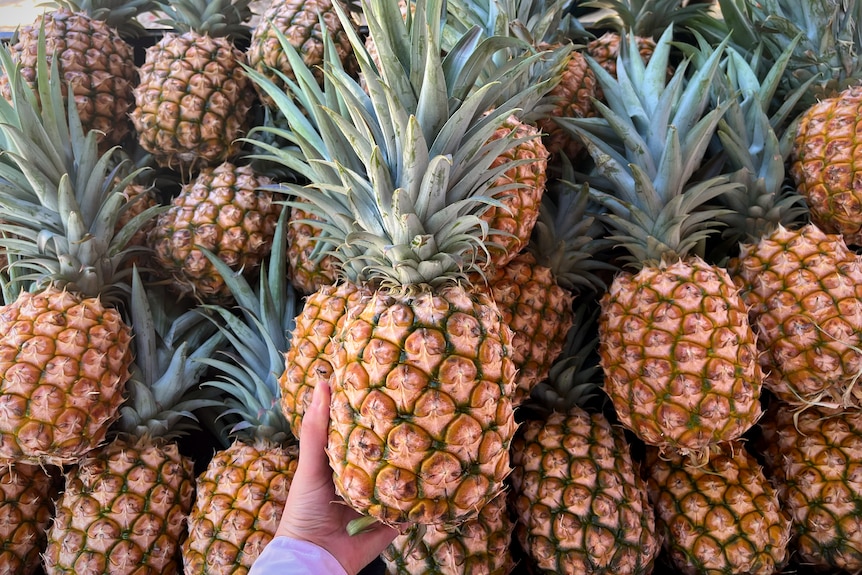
xmin=42 ymin=270 xmax=226 ymax=575
xmin=0 ymin=268 xmax=60 ymax=575
xmin=381 ymin=490 xmax=515 ymax=575
xmin=557 ymin=29 xmax=763 ymax=462
xmin=130 ymin=0 xmax=256 ymax=173
xmin=730 ymin=223 xmax=862 ymax=409
xmin=762 ymin=403 xmax=862 ymax=573
xmin=480 ymin=114 xmax=550 ymax=269
xmin=146 ymin=161 xmax=282 ymax=304
xmin=510 ymin=303 xmax=660 ymax=575
xmin=182 ymin=214 xmax=301 ymax=574
xmin=0 ymin=462 xmax=58 ymax=575
xmin=285 ymin=196 xmax=340 ymax=295
xmin=0 ymin=39 xmax=159 ymax=466
xmin=713 ymin=0 xmax=862 ymax=246
xmin=252 ymin=0 xmax=557 ymax=527
xmin=791 ymin=85 xmax=862 ymax=246
xmin=482 ymin=181 xmax=613 ymax=405
xmin=0 ymin=0 xmax=153 ymax=150
xmin=246 ymin=0 xmax=359 ymax=106
xmin=645 ymin=441 xmax=791 ymax=575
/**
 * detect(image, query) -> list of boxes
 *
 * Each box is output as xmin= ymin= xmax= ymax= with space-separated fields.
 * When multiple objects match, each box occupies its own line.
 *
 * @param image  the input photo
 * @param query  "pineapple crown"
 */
xmin=720 ymin=0 xmax=862 ymax=109
xmin=445 ymin=0 xmax=570 ymax=45
xmin=579 ymin=0 xmax=712 ymax=38
xmin=155 ymin=0 xmax=253 ymax=39
xmin=682 ymin=34 xmax=810 ymax=252
xmin=0 ymin=30 xmax=161 ymax=304
xmin=249 ymin=0 xmax=557 ymax=290
xmin=196 ymin=209 xmax=297 ymax=446
xmin=528 ymin=172 xmax=616 ymax=293
xmin=116 ymin=269 xmax=226 ymax=440
xmin=43 ymin=0 xmax=158 ymax=34
xmin=441 ymin=0 xmax=576 ymax=117
xmin=556 ymin=27 xmax=739 ymax=267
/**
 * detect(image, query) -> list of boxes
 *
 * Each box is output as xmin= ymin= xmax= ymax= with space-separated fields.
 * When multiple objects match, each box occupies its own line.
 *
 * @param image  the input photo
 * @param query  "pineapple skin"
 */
xmin=765 ymin=405 xmax=862 ymax=573
xmin=646 ymin=442 xmax=791 ymax=575
xmin=280 ymin=282 xmax=370 ymax=438
xmin=286 ymin=201 xmax=340 ymax=295
xmin=535 ymin=49 xmax=598 ymax=160
xmin=326 ymin=284 xmax=517 ymax=527
xmin=43 ymin=436 xmax=194 ymax=575
xmin=0 ymin=462 xmax=57 ymax=575
xmin=131 ymin=32 xmax=255 ymax=172
xmin=381 ymin=490 xmax=515 ymax=575
xmin=247 ymin=0 xmax=358 ymax=99
xmin=791 ymin=85 xmax=862 ymax=246
xmin=483 ymin=252 xmax=574 ymax=406
xmin=0 ymin=7 xmax=136 ymax=150
xmin=0 ymin=287 xmax=132 ymax=466
xmin=148 ymin=162 xmax=280 ymax=304
xmin=509 ymin=407 xmax=660 ymax=575
xmin=482 ymin=117 xmax=549 ymax=269
xmin=730 ymin=223 xmax=862 ymax=409
xmin=600 ymin=257 xmax=763 ymax=459
xmin=182 ymin=439 xmax=298 ymax=575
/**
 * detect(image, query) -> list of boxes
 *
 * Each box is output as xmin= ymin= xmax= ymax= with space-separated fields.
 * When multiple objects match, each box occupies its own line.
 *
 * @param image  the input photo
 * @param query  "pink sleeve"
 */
xmin=248 ymin=536 xmax=349 ymax=575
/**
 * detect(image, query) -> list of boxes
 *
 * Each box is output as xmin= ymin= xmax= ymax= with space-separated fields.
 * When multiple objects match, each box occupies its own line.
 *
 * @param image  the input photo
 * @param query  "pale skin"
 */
xmin=275 ymin=380 xmax=398 ymax=575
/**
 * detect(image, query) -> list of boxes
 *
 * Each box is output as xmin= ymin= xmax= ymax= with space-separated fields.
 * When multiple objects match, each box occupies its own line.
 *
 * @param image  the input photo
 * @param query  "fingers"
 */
xmin=296 ymin=381 xmax=332 ymax=477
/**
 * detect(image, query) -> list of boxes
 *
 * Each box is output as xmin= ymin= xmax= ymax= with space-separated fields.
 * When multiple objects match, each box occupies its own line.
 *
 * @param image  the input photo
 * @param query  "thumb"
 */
xmin=296 ymin=381 xmax=332 ymax=478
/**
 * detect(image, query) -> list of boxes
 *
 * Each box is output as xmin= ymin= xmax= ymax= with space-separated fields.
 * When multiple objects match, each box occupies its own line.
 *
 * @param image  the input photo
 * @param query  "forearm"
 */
xmin=249 ymin=536 xmax=348 ymax=575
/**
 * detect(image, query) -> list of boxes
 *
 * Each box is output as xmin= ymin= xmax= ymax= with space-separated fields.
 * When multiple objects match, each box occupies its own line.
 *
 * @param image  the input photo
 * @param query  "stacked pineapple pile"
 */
xmin=2 ymin=0 xmax=862 ymax=573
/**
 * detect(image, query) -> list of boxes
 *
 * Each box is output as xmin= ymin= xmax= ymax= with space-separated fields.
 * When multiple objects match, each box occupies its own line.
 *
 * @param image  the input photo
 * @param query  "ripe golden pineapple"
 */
xmin=286 ymin=197 xmax=341 ymax=295
xmin=131 ymin=0 xmax=256 ymax=172
xmin=0 ymin=0 xmax=150 ymax=150
xmin=0 ymin=40 xmax=154 ymax=466
xmin=279 ymin=282 xmax=369 ymax=438
xmin=645 ymin=442 xmax=791 ymax=575
xmin=252 ymin=0 xmax=558 ymax=527
xmin=381 ymin=490 xmax=515 ymax=575
xmin=0 ymin=462 xmax=58 ymax=575
xmin=481 ymin=115 xmax=550 ymax=269
xmin=42 ymin=273 xmax=225 ymax=575
xmin=791 ymin=85 xmax=862 ymax=246
xmin=246 ymin=0 xmax=358 ymax=105
xmin=483 ymin=252 xmax=573 ymax=406
xmin=558 ymin=30 xmax=763 ymax=462
xmin=730 ymin=223 xmax=862 ymax=410
xmin=535 ymin=49 xmax=598 ymax=160
xmin=510 ymin=303 xmax=660 ymax=575
xmin=182 ymin=223 xmax=301 ymax=574
xmin=147 ymin=161 xmax=280 ymax=304
xmin=184 ymin=440 xmax=298 ymax=574
xmin=512 ymin=407 xmax=660 ymax=574
xmin=763 ymin=404 xmax=862 ymax=573
xmin=483 ymin=181 xmax=613 ymax=406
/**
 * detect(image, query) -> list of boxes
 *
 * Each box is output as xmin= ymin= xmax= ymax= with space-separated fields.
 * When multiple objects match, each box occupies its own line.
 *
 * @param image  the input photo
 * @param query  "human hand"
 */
xmin=275 ymin=380 xmax=398 ymax=575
